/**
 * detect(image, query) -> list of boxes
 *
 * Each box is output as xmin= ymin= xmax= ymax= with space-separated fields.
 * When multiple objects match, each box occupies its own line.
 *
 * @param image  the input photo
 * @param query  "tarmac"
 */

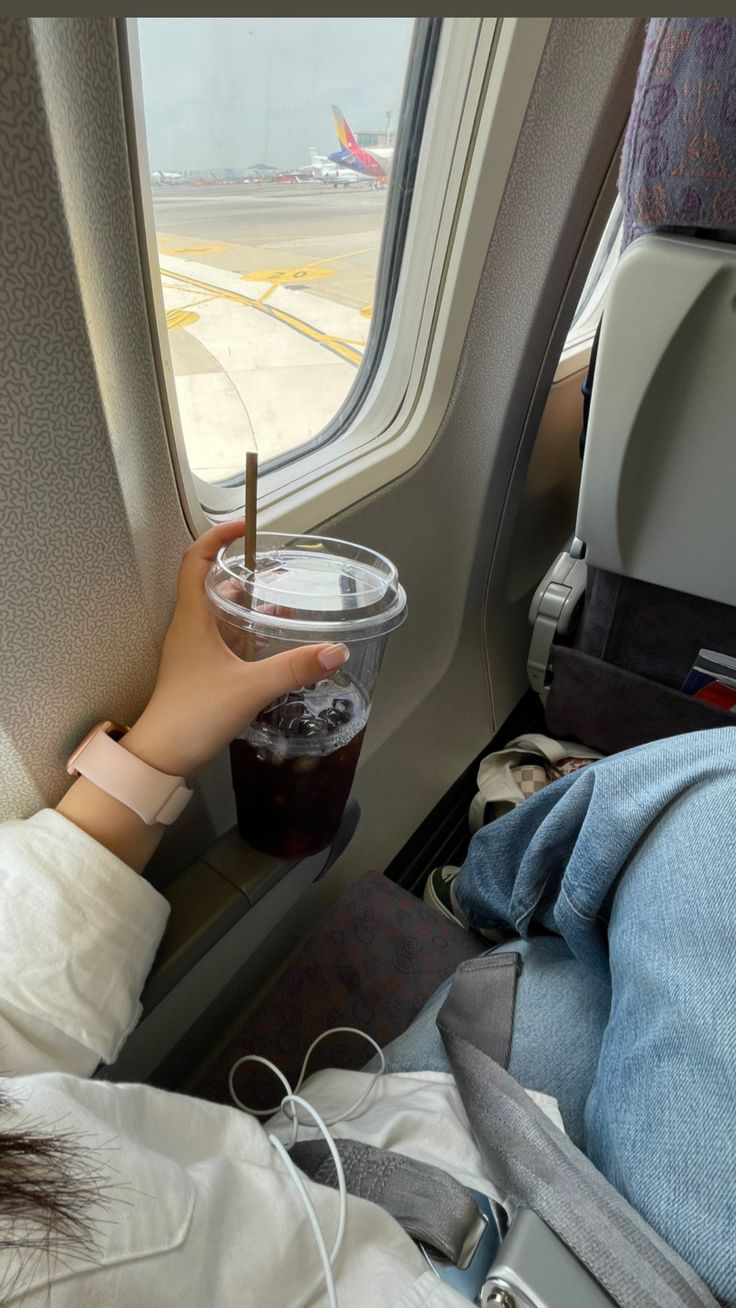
xmin=152 ymin=184 xmax=386 ymax=481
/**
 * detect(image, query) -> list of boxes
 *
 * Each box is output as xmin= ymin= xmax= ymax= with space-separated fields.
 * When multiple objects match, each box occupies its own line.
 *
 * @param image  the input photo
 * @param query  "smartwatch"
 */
xmin=66 ymin=720 xmax=193 ymax=826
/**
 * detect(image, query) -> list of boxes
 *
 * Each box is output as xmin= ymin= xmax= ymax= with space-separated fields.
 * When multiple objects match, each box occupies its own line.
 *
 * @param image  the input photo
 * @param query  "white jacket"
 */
xmin=0 ymin=810 xmax=518 ymax=1307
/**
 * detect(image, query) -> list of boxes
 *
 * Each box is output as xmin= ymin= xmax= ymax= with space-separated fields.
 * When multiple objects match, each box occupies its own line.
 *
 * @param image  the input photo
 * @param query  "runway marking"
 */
xmin=360 ymin=305 xmax=373 ymax=319
xmin=240 ymin=246 xmax=379 ymax=302
xmin=305 ymin=244 xmax=378 ymax=267
xmin=244 ymin=266 xmax=335 ymax=285
xmin=160 ymin=265 xmax=363 ymax=367
xmin=162 ymin=289 xmax=220 ymax=314
xmin=158 ymin=240 xmax=227 ymax=255
xmin=241 ymin=265 xmax=336 ymax=305
xmin=166 ymin=308 xmax=200 ymax=330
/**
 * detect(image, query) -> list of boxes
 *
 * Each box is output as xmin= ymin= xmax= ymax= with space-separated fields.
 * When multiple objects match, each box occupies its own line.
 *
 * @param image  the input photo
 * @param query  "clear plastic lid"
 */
xmin=206 ymin=532 xmax=407 ymax=643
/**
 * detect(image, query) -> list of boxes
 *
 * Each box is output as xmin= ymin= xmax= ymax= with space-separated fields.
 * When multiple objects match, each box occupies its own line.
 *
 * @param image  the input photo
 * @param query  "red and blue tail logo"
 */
xmin=329 ymin=105 xmax=387 ymax=180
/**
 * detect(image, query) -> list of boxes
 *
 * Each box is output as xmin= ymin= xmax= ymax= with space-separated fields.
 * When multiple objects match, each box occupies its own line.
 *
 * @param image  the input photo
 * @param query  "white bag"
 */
xmin=469 ymin=734 xmax=602 ymax=833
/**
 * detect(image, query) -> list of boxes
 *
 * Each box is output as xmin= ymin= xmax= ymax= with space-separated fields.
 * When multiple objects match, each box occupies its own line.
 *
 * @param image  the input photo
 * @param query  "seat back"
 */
xmin=575 ymin=234 xmax=736 ymax=607
xmin=528 ymin=18 xmax=736 ymax=753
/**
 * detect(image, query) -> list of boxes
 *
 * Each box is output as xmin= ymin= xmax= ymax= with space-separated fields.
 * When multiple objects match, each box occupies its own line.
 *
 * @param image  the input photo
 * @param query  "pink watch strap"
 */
xmin=72 ymin=731 xmax=192 ymax=826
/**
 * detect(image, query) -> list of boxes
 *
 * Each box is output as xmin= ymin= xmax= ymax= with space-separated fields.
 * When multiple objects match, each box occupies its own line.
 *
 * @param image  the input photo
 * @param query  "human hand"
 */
xmin=122 ymin=520 xmax=348 ymax=779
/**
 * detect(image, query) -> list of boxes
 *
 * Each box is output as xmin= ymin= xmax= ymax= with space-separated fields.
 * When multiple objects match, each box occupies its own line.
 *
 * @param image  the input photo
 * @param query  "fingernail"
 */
xmin=318 ymin=642 xmax=350 ymax=671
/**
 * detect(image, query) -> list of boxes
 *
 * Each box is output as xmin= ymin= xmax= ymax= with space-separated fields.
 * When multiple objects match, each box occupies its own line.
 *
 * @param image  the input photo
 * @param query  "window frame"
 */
xmin=565 ymin=197 xmax=623 ymax=349
xmin=554 ymin=197 xmax=623 ymax=385
xmin=121 ymin=18 xmax=552 ymax=535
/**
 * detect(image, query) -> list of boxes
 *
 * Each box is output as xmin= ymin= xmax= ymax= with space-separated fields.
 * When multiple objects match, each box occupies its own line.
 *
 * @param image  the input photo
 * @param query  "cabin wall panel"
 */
xmin=0 ymin=18 xmax=230 ymax=873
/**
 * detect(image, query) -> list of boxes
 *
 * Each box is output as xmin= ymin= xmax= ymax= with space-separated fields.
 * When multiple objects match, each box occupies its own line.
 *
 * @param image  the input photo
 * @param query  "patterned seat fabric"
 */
xmin=191 ymin=872 xmax=484 ymax=1112
xmin=621 ymin=18 xmax=736 ymax=249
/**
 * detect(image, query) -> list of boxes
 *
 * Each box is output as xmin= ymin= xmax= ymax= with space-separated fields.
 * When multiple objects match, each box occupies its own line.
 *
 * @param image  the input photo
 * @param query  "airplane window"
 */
xmin=130 ymin=17 xmax=418 ymax=488
xmin=566 ymin=197 xmax=623 ymax=349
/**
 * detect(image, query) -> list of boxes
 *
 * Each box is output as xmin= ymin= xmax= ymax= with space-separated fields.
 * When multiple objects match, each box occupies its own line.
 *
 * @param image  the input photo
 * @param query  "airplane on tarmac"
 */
xmin=150 ymin=169 xmax=184 ymax=185
xmin=308 ymin=147 xmax=364 ymax=187
xmin=328 ymin=104 xmax=394 ymax=181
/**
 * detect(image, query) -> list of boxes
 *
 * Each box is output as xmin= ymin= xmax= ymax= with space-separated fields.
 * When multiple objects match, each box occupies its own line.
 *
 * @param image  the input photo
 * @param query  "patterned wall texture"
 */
xmin=0 ymin=19 xmax=230 ymax=875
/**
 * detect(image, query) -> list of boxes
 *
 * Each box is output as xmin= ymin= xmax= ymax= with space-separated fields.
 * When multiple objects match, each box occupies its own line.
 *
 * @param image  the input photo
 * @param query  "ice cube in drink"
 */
xmin=230 ymin=675 xmax=369 ymax=858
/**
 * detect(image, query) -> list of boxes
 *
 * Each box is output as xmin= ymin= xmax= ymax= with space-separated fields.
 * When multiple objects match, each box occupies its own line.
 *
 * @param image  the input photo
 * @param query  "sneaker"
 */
xmin=423 ymin=865 xmax=511 ymax=944
xmin=423 ymin=865 xmax=464 ymax=925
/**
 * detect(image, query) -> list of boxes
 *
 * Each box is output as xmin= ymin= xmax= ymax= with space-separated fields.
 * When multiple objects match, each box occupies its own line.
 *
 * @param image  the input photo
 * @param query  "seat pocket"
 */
xmin=546 ymin=645 xmax=736 ymax=755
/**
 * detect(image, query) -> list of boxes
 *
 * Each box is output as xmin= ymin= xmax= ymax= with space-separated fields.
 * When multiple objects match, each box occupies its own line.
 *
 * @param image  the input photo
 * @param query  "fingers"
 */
xmin=244 ymin=642 xmax=350 ymax=709
xmin=178 ymin=519 xmax=247 ymax=608
xmin=193 ymin=519 xmax=247 ymax=563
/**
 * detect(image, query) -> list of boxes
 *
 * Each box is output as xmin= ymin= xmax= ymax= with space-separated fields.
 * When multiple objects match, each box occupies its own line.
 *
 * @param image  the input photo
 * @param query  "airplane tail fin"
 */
xmin=331 ymin=104 xmax=359 ymax=153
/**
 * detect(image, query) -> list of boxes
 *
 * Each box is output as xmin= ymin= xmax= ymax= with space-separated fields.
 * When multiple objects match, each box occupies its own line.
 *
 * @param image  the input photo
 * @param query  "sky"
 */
xmin=136 ymin=18 xmax=414 ymax=174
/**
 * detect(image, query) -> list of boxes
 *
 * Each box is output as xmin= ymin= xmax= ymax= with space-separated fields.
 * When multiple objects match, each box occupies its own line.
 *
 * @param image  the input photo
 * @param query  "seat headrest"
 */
xmin=575 ymin=233 xmax=736 ymax=608
xmin=620 ymin=18 xmax=736 ymax=250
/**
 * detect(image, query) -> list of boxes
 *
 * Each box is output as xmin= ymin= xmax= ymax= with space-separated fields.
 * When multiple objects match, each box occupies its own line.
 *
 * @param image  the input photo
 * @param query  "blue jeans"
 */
xmin=383 ymin=728 xmax=736 ymax=1305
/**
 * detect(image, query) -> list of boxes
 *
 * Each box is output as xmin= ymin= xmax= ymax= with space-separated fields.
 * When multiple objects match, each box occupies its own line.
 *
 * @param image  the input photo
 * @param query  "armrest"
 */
xmin=102 ymin=801 xmax=359 ymax=1083
xmin=142 ymin=799 xmax=360 ymax=1012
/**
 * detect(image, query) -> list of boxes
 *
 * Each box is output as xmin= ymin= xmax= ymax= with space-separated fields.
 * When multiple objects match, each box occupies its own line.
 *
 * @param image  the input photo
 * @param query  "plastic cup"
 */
xmin=206 ymin=532 xmax=407 ymax=858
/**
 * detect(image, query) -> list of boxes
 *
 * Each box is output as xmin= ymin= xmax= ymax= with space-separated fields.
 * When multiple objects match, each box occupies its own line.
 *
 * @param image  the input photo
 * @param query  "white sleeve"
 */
xmin=0 ymin=810 xmax=169 ymax=1077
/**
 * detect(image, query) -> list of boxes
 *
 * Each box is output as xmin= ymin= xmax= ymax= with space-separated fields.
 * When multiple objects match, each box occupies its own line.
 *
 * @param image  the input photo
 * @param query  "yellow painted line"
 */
xmin=242 ymin=264 xmax=336 ymax=306
xmin=166 ymin=308 xmax=200 ymax=330
xmin=159 ymin=242 xmax=227 ymax=255
xmin=244 ymin=246 xmax=377 ymax=283
xmin=243 ymin=246 xmax=378 ymax=303
xmin=161 ymin=290 xmax=219 ymax=312
xmin=244 ymin=266 xmax=335 ymax=285
xmin=304 ymin=245 xmax=378 ymax=267
xmin=168 ymin=245 xmax=227 ymax=255
xmin=160 ymin=265 xmax=361 ymax=367
xmin=360 ymin=305 xmax=373 ymax=319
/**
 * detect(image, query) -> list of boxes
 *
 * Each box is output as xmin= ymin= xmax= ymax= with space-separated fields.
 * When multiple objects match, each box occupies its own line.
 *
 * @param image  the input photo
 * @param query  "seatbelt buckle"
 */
xmin=418 ymin=1189 xmax=506 ymax=1303
xmin=481 ymin=1208 xmax=616 ymax=1308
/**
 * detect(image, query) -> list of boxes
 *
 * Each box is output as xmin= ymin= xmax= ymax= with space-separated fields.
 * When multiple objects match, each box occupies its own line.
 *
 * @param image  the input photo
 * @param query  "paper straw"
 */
xmin=245 ymin=450 xmax=258 ymax=577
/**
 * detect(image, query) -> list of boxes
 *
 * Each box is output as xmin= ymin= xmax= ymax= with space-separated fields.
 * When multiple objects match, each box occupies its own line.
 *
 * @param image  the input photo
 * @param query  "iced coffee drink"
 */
xmin=230 ymin=673 xmax=368 ymax=857
xmin=207 ymin=533 xmax=407 ymax=859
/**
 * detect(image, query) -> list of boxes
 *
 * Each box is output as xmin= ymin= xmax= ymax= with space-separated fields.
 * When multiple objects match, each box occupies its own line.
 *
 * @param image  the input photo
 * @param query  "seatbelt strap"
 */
xmin=437 ymin=950 xmax=521 ymax=1068
xmin=289 ymin=954 xmax=522 ymax=1269
xmin=437 ymin=957 xmax=719 ymax=1308
xmin=289 ymin=1137 xmax=493 ymax=1268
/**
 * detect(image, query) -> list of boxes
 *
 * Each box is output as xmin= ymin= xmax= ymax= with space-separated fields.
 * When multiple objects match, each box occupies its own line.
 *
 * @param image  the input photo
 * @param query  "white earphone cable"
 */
xmin=228 ymin=1027 xmax=386 ymax=1308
